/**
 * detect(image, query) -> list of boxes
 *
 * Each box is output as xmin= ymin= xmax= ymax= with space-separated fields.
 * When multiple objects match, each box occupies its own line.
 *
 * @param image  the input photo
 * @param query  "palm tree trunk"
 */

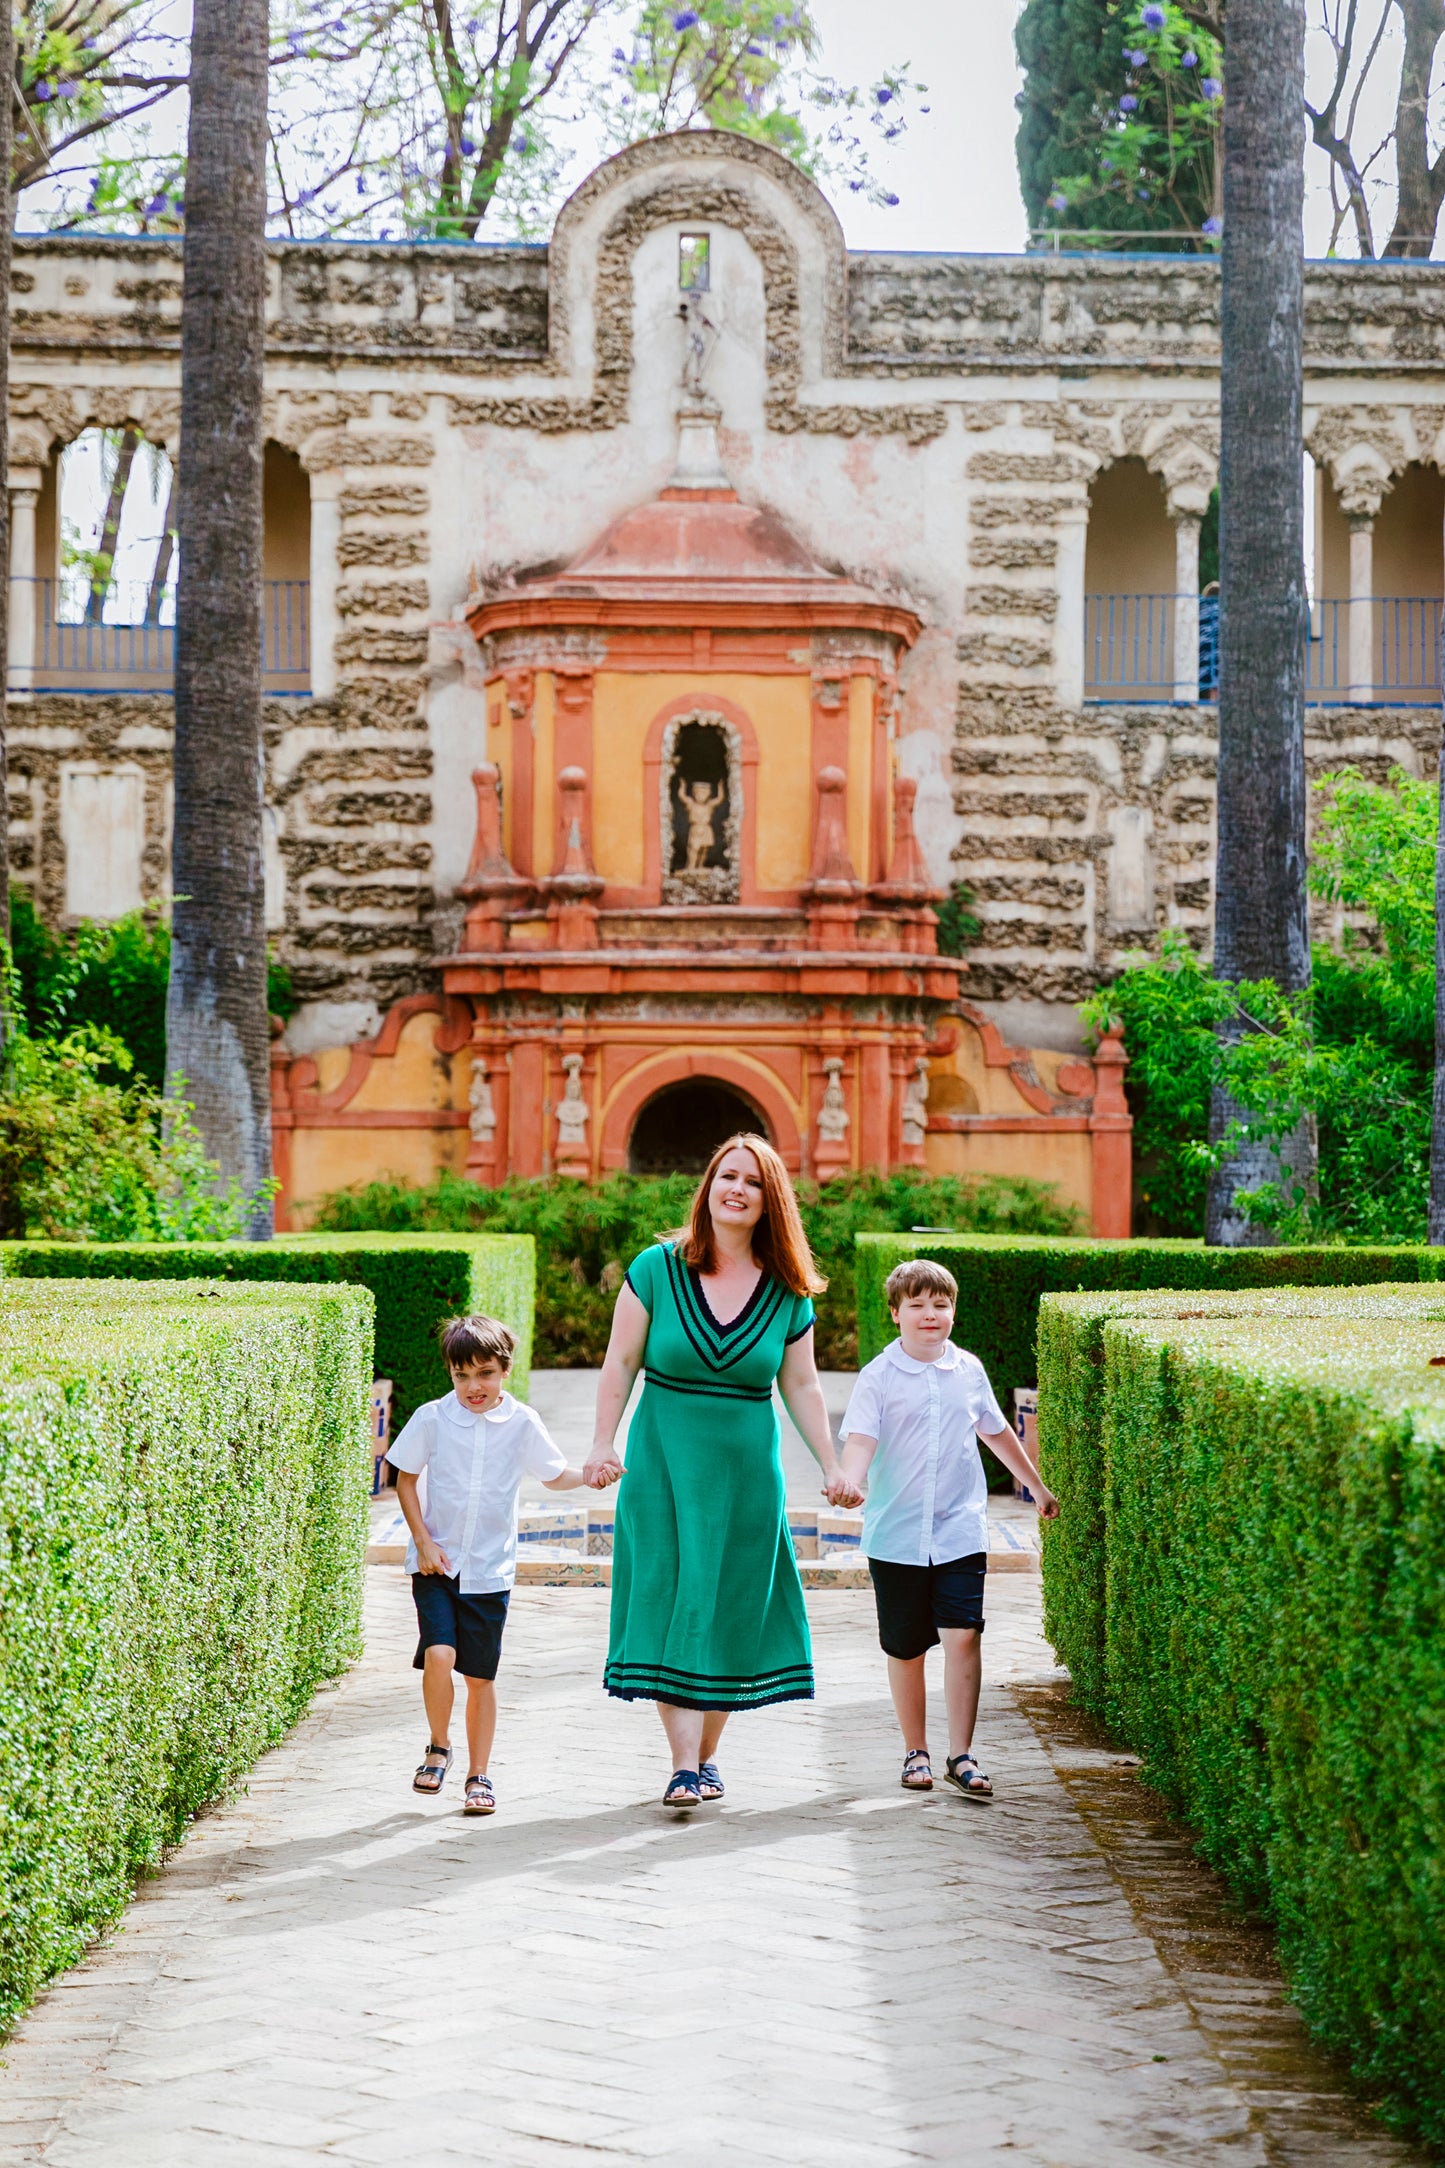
xmin=145 ymin=470 xmax=177 ymax=623
xmin=1205 ymin=0 xmax=1314 ymax=1247
xmin=1431 ymin=622 xmax=1445 ymax=1244
xmin=0 ymin=3 xmax=13 ymax=979
xmin=166 ymin=0 xmax=272 ymax=1238
xmin=85 ymin=428 xmax=139 ymax=622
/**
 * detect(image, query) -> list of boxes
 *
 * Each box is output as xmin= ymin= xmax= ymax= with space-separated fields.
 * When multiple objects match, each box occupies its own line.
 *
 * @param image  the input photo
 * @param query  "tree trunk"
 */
xmin=1383 ymin=0 xmax=1445 ymax=258
xmin=145 ymin=469 xmax=177 ymax=623
xmin=1205 ymin=0 xmax=1313 ymax=1246
xmin=85 ymin=428 xmax=139 ymax=621
xmin=166 ymin=0 xmax=272 ymax=1238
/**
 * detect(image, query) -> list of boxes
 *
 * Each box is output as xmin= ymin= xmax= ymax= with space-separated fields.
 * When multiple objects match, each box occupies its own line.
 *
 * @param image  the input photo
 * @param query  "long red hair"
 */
xmin=677 ymin=1133 xmax=826 ymax=1298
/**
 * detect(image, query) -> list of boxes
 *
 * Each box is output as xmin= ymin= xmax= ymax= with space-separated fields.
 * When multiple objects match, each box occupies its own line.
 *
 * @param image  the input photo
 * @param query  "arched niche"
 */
xmin=628 ymin=1077 xmax=769 ymax=1175
xmin=1084 ymin=456 xmax=1174 ymax=596
xmin=661 ymin=709 xmax=742 ymax=905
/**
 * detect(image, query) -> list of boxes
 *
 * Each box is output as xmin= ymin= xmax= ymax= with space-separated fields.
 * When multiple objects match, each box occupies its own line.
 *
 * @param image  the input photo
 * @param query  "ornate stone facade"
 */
xmin=11 ymin=130 xmax=1443 ymax=1218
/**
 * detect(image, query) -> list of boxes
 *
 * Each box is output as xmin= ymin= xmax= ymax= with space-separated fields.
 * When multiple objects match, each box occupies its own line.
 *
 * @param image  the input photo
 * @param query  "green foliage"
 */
xmin=1039 ymin=1291 xmax=1445 ymax=2144
xmin=0 ymin=1277 xmax=373 ymax=2036
xmin=1083 ymin=767 xmax=1435 ymax=1242
xmin=854 ymin=1230 xmax=1442 ymax=1403
xmin=1 ymin=1232 xmax=535 ymax=1428
xmin=1016 ymin=0 xmax=1222 ymax=243
xmin=312 ymin=1168 xmax=1078 ymax=1371
xmin=934 ymin=882 xmax=982 ymax=959
xmin=0 ymin=1027 xmax=266 ymax=1243
xmin=10 ymin=895 xmax=297 ymax=1091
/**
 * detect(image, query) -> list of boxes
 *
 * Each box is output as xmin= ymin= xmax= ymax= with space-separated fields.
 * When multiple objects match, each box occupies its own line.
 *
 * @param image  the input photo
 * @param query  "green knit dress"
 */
xmin=603 ymin=1240 xmax=816 ymax=1711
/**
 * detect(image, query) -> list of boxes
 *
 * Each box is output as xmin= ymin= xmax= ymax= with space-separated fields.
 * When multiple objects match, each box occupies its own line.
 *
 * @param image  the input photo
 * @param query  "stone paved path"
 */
xmin=0 ymin=1574 xmax=1426 ymax=2168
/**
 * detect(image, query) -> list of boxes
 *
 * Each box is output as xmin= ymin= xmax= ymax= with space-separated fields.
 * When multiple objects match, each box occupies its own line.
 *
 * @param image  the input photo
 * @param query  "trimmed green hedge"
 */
xmin=1036 ymin=1283 xmax=1445 ymax=1715
xmin=0 ymin=1231 xmax=535 ymax=1425
xmin=0 ymin=1278 xmax=373 ymax=2035
xmin=1040 ymin=1301 xmax=1445 ymax=2144
xmin=855 ymin=1232 xmax=1444 ymax=1392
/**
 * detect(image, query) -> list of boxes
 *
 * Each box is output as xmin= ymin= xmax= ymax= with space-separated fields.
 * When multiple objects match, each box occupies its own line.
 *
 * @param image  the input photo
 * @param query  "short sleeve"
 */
xmin=521 ymin=1409 xmax=568 ymax=1482
xmin=972 ymin=1360 xmax=1006 ymax=1437
xmin=386 ymin=1403 xmax=435 ymax=1476
xmin=841 ymin=1362 xmax=884 ymax=1441
xmin=623 ymin=1243 xmax=664 ymax=1310
xmin=784 ymin=1289 xmax=815 ymax=1345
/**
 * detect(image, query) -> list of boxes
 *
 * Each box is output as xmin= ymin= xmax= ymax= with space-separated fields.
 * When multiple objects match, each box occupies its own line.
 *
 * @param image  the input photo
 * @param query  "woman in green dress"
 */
xmin=584 ymin=1133 xmax=861 ymax=1808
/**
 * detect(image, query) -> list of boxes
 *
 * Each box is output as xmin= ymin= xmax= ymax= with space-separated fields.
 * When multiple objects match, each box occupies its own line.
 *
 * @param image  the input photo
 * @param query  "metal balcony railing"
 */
xmin=8 ymin=578 xmax=311 ymax=695
xmin=1086 ymin=593 xmax=1442 ymax=704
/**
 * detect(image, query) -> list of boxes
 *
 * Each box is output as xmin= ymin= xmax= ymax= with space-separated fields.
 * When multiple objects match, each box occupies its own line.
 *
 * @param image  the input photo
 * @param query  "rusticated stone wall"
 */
xmin=10 ymin=130 xmax=1445 ymax=1055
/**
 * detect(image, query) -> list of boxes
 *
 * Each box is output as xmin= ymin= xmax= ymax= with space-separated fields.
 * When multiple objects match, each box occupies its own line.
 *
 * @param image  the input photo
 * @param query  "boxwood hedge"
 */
xmin=1044 ymin=1304 xmax=1445 ymax=2144
xmin=855 ymin=1232 xmax=1444 ymax=1391
xmin=0 ymin=1278 xmax=373 ymax=2037
xmin=0 ymin=1231 xmax=535 ymax=1425
xmin=1036 ymin=1284 xmax=1445 ymax=1716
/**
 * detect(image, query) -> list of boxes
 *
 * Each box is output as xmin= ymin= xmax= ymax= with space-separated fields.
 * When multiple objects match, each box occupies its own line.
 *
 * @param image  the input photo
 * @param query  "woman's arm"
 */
xmin=778 ymin=1329 xmax=861 ymax=1507
xmin=582 ymin=1282 xmax=650 ymax=1488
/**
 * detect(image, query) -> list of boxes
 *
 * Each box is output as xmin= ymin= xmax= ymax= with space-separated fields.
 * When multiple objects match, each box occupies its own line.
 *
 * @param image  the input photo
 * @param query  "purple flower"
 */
xmin=1201 ymin=77 xmax=1222 ymax=99
xmin=1182 ymin=49 xmax=1198 ymax=66
xmin=1142 ymin=3 xmax=1166 ymax=25
xmin=460 ymin=136 xmax=476 ymax=156
xmin=1047 ymin=190 xmax=1068 ymax=211
xmin=672 ymin=8 xmax=699 ymax=27
xmin=1119 ymin=93 xmax=1138 ymax=111
xmin=875 ymin=85 xmax=892 ymax=103
xmin=1202 ymin=215 xmax=1222 ymax=235
xmin=34 ymin=81 xmax=51 ymax=100
xmin=55 ymin=79 xmax=75 ymax=98
xmin=145 ymin=192 xmax=167 ymax=216
xmin=1126 ymin=48 xmax=1146 ymax=65
xmin=882 ymin=191 xmax=900 ymax=206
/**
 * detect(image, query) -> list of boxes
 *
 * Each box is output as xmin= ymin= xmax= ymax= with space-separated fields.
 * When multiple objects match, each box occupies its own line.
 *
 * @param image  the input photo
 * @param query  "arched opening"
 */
xmin=661 ymin=710 xmax=742 ymax=904
xmin=1084 ymin=456 xmax=1178 ymax=698
xmin=262 ymin=441 xmax=312 ymax=694
xmin=627 ymin=1078 xmax=769 ymax=1175
xmin=1313 ymin=459 xmax=1444 ymax=698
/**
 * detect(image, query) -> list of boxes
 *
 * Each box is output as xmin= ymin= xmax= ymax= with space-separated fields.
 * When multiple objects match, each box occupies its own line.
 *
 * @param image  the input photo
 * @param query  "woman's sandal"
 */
xmin=901 ymin=1748 xmax=933 ymax=1791
xmin=413 ymin=1743 xmax=453 ymax=1794
xmin=698 ymin=1761 xmax=725 ymax=1801
xmin=943 ymin=1751 xmax=993 ymax=1801
xmin=663 ymin=1768 xmax=703 ymax=1808
xmin=463 ymin=1773 xmax=496 ymax=1816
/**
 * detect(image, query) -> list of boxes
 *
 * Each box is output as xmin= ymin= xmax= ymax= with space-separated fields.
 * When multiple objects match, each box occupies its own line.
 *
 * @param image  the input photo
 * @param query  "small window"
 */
xmin=678 ymin=231 xmax=711 ymax=293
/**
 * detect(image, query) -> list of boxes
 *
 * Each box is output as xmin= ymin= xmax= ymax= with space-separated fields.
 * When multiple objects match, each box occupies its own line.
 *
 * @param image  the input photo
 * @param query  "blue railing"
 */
xmin=9 ymin=579 xmax=311 ymax=695
xmin=1087 ymin=593 xmax=1441 ymax=704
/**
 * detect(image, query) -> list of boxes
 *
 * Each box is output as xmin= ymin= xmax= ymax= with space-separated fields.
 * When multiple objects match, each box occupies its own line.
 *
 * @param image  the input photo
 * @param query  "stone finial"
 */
xmin=550 ymin=767 xmax=605 ymax=894
xmin=804 ymin=767 xmax=861 ymax=897
xmin=873 ymin=774 xmax=935 ymax=901
xmin=459 ymin=764 xmax=529 ymax=900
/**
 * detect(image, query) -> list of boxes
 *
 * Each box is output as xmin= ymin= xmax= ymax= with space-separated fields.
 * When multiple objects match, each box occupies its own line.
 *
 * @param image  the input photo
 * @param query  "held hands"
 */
xmin=583 ymin=1449 xmax=624 ymax=1490
xmin=823 ymin=1466 xmax=864 ymax=1509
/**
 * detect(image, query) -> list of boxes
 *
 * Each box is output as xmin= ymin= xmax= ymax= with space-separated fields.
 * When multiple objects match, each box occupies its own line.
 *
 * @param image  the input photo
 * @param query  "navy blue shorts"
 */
xmin=868 ymin=1553 xmax=987 ymax=1660
xmin=411 ymin=1574 xmax=509 ymax=1680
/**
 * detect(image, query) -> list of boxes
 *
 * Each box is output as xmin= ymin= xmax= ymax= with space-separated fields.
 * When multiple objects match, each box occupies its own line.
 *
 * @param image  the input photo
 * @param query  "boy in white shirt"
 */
xmin=388 ymin=1313 xmax=599 ymax=1815
xmin=839 ymin=1260 xmax=1059 ymax=1802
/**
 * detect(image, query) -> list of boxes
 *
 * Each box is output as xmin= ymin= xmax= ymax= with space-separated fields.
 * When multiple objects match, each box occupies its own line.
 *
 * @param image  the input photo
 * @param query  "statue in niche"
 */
xmin=901 ymin=1059 xmax=931 ymax=1148
xmin=666 ymin=716 xmax=737 ymax=906
xmin=557 ymin=1053 xmax=589 ymax=1149
xmin=468 ymin=1056 xmax=495 ymax=1142
xmin=817 ymin=1058 xmax=849 ymax=1146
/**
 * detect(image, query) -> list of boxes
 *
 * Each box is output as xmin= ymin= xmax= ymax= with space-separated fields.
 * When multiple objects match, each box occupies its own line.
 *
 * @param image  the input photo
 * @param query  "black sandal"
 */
xmin=698 ymin=1761 xmax=725 ymax=1801
xmin=663 ymin=1768 xmax=702 ymax=1808
xmin=901 ymin=1748 xmax=933 ymax=1791
xmin=943 ymin=1751 xmax=992 ymax=1801
xmin=463 ymin=1773 xmax=496 ymax=1816
xmin=413 ymin=1743 xmax=453 ymax=1794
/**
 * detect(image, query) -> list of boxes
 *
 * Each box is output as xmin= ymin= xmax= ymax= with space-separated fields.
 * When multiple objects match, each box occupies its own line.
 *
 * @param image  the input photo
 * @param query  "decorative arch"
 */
xmin=599 ymin=1048 xmax=803 ymax=1174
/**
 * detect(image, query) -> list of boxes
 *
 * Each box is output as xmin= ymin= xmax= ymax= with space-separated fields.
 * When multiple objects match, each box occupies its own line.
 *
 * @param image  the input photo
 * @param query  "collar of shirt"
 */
xmin=441 ymin=1389 xmax=518 ymax=1428
xmin=884 ymin=1339 xmax=965 ymax=1377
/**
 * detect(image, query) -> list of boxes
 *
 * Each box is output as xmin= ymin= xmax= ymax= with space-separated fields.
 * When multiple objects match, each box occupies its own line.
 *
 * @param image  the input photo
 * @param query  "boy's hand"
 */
xmin=1036 ymin=1487 xmax=1061 ymax=1521
xmin=416 ymin=1537 xmax=452 ymax=1575
xmin=584 ymin=1448 xmax=623 ymax=1489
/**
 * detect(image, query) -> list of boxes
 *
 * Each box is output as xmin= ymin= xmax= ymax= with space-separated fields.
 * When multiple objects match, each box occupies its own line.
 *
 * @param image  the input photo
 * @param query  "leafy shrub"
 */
xmin=1084 ymin=768 xmax=1434 ymax=1241
xmin=0 ymin=1026 xmax=266 ymax=1242
xmin=3 ymin=1231 xmax=536 ymax=1428
xmin=1039 ymin=1293 xmax=1445 ymax=2144
xmin=312 ymin=1167 xmax=1078 ymax=1370
xmin=0 ymin=1277 xmax=372 ymax=2036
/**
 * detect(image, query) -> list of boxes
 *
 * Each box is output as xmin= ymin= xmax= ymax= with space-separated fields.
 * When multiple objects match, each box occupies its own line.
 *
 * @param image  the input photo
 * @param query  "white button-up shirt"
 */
xmin=387 ymin=1390 xmax=567 ymax=1593
xmin=841 ymin=1339 xmax=1006 ymax=1567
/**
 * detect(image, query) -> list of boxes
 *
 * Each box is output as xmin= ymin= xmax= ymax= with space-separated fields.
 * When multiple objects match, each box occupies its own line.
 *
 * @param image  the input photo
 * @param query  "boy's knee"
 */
xmin=423 ymin=1643 xmax=456 ymax=1668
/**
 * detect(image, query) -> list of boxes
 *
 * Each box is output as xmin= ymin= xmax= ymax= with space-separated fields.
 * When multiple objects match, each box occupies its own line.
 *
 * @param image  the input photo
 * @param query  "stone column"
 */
xmin=1055 ymin=502 xmax=1088 ymax=710
xmin=307 ymin=471 xmax=343 ymax=702
xmin=1171 ymin=511 xmax=1202 ymax=704
xmin=8 ymin=470 xmax=40 ymax=696
xmin=1348 ymin=513 xmax=1375 ymax=704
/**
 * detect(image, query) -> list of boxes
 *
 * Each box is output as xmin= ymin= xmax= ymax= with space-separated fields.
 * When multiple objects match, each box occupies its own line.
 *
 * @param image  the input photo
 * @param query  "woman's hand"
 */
xmin=584 ymin=1448 xmax=624 ymax=1489
xmin=822 ymin=1466 xmax=864 ymax=1509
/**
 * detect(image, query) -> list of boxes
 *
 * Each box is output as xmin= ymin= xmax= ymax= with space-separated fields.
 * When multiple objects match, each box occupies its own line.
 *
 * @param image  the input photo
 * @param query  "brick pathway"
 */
xmin=0 ymin=1574 xmax=1424 ymax=2168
